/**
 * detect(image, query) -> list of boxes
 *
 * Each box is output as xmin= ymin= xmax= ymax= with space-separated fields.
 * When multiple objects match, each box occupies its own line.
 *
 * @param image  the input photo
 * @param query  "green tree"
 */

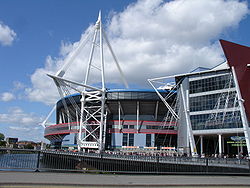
xmin=0 ymin=141 xmax=6 ymax=147
xmin=24 ymin=144 xmax=34 ymax=149
xmin=0 ymin=133 xmax=5 ymax=141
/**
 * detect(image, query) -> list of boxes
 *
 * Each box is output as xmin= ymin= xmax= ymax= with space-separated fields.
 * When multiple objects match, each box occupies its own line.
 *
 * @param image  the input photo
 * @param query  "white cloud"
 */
xmin=0 ymin=107 xmax=44 ymax=141
xmin=26 ymin=0 xmax=248 ymax=105
xmin=13 ymin=81 xmax=26 ymax=90
xmin=0 ymin=107 xmax=43 ymax=126
xmin=9 ymin=126 xmax=30 ymax=131
xmin=0 ymin=92 xmax=15 ymax=102
xmin=25 ymin=61 xmax=59 ymax=105
xmin=0 ymin=22 xmax=16 ymax=46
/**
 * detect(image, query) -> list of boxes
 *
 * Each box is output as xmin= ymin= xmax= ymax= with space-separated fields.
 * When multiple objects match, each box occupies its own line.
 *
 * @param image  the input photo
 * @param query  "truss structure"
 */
xmin=204 ymin=73 xmax=239 ymax=128
xmin=231 ymin=67 xmax=250 ymax=157
xmin=148 ymin=76 xmax=198 ymax=157
xmin=204 ymin=69 xmax=250 ymax=156
xmin=43 ymin=12 xmax=128 ymax=152
xmin=149 ymin=66 xmax=250 ymax=157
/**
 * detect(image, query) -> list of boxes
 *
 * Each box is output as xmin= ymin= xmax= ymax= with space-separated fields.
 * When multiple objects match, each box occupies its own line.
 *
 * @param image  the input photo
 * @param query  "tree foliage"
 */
xmin=0 ymin=133 xmax=5 ymax=141
xmin=0 ymin=141 xmax=6 ymax=146
xmin=24 ymin=144 xmax=34 ymax=149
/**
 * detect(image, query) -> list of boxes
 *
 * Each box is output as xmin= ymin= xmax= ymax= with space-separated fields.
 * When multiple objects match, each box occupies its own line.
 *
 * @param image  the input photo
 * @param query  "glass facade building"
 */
xmin=185 ymin=70 xmax=242 ymax=131
xmin=176 ymin=65 xmax=247 ymax=156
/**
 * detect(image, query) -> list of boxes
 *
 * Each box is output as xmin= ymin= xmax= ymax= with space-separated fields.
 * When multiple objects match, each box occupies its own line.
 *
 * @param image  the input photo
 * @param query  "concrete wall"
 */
xmin=134 ymin=133 xmax=146 ymax=147
xmin=111 ymin=133 xmax=122 ymax=147
xmin=111 ymin=133 xmax=155 ymax=148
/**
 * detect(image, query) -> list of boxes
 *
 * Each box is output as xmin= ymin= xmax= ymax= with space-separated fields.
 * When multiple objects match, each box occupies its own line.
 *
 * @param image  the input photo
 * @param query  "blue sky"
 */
xmin=0 ymin=0 xmax=249 ymax=142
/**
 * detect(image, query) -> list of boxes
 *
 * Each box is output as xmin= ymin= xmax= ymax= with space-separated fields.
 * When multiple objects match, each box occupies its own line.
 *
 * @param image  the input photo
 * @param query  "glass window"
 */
xmin=124 ymin=92 xmax=132 ymax=99
xmin=118 ymin=92 xmax=125 ymax=99
xmin=146 ymin=134 xmax=151 ymax=147
xmin=189 ymin=74 xmax=234 ymax=94
xmin=189 ymin=91 xmax=238 ymax=112
xmin=129 ymin=134 xmax=134 ymax=146
xmin=190 ymin=111 xmax=242 ymax=130
xmin=131 ymin=92 xmax=138 ymax=99
xmin=122 ymin=133 xmax=128 ymax=146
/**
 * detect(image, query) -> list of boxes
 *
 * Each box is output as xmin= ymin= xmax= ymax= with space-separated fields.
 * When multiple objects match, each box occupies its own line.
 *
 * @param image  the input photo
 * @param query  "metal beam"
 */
xmin=103 ymin=30 xmax=129 ymax=89
xmin=180 ymin=84 xmax=198 ymax=157
xmin=200 ymin=135 xmax=203 ymax=155
xmin=231 ymin=66 xmax=250 ymax=157
xmin=137 ymin=101 xmax=140 ymax=132
xmin=154 ymin=101 xmax=159 ymax=121
xmin=47 ymin=74 xmax=103 ymax=92
xmin=148 ymin=79 xmax=179 ymax=119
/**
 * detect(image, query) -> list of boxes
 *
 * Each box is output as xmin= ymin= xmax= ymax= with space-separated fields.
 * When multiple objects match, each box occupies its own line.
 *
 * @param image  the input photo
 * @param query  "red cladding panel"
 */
xmin=220 ymin=39 xmax=250 ymax=119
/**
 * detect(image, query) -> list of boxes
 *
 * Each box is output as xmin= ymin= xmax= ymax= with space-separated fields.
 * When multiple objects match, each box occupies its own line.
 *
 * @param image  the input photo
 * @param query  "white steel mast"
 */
xmin=78 ymin=12 xmax=106 ymax=151
xmin=45 ymin=11 xmax=128 ymax=152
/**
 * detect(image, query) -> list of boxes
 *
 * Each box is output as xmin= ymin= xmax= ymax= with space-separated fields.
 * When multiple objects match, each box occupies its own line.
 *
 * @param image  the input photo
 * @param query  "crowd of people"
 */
xmin=55 ymin=148 xmax=248 ymax=159
xmin=99 ymin=150 xmax=248 ymax=159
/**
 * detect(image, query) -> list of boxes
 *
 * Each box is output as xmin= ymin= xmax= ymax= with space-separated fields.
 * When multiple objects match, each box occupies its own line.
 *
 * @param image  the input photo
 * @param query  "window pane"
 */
xmin=128 ymin=134 xmax=134 ymax=146
xmin=122 ymin=133 xmax=128 ymax=146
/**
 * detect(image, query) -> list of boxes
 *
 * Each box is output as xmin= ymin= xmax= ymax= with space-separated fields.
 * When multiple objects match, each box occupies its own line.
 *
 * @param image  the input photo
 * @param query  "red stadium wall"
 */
xmin=220 ymin=39 xmax=250 ymax=120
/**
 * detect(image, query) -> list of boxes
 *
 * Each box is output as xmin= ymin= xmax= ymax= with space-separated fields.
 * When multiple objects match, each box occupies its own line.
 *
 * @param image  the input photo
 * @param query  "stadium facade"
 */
xmin=44 ymin=89 xmax=177 ymax=150
xmin=43 ymin=14 xmax=250 ymax=157
xmin=171 ymin=60 xmax=245 ymax=157
xmin=148 ymin=40 xmax=250 ymax=157
xmin=44 ymin=40 xmax=250 ymax=157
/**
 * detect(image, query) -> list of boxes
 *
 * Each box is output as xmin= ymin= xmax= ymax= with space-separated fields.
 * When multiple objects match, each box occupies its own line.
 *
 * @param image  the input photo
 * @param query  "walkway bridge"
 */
xmin=0 ymin=148 xmax=250 ymax=174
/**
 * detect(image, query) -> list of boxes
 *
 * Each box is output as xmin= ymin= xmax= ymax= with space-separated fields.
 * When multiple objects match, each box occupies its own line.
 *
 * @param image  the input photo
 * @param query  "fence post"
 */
xmin=248 ymin=159 xmax=250 ymax=173
xmin=156 ymin=155 xmax=159 ymax=173
xmin=36 ymin=150 xmax=41 ymax=172
xmin=206 ymin=158 xmax=208 ymax=174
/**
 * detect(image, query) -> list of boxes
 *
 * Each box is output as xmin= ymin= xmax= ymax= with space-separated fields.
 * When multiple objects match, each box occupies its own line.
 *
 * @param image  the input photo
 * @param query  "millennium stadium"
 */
xmin=44 ymin=89 xmax=177 ymax=150
xmin=43 ymin=14 xmax=250 ymax=158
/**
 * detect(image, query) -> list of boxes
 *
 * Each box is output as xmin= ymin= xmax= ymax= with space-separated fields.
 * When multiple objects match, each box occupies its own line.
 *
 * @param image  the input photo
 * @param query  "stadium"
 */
xmin=44 ymin=89 xmax=177 ymax=151
xmin=44 ymin=14 xmax=250 ymax=158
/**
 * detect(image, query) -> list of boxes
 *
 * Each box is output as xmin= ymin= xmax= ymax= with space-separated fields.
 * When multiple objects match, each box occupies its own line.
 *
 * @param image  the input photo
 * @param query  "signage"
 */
xmin=227 ymin=136 xmax=246 ymax=147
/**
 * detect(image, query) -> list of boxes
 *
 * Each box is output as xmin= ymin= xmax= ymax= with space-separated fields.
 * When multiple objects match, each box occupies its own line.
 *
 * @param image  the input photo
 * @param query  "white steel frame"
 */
xmin=148 ymin=78 xmax=179 ymax=120
xmin=180 ymin=85 xmax=198 ymax=157
xmin=231 ymin=66 xmax=250 ymax=157
xmin=148 ymin=76 xmax=198 ymax=157
xmin=44 ymin=12 xmax=128 ymax=152
xmin=149 ymin=66 xmax=250 ymax=157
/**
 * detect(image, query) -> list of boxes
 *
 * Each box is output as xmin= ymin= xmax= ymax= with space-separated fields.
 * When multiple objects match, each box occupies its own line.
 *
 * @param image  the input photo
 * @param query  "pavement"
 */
xmin=0 ymin=171 xmax=250 ymax=187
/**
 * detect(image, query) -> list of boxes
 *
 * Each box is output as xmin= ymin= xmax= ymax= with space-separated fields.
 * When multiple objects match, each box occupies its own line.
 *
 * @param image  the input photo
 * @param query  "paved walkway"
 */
xmin=0 ymin=171 xmax=250 ymax=187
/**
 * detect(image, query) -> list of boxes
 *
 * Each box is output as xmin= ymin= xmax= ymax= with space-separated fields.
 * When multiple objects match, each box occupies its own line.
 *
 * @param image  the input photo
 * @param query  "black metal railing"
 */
xmin=0 ymin=149 xmax=40 ymax=170
xmin=0 ymin=148 xmax=249 ymax=174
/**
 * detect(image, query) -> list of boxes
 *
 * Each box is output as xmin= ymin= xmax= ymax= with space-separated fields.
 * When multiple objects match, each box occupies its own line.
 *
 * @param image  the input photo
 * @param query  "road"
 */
xmin=0 ymin=171 xmax=250 ymax=187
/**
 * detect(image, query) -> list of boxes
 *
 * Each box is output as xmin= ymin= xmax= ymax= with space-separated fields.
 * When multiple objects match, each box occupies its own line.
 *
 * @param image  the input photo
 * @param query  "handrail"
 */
xmin=1 ymin=148 xmax=249 ymax=172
